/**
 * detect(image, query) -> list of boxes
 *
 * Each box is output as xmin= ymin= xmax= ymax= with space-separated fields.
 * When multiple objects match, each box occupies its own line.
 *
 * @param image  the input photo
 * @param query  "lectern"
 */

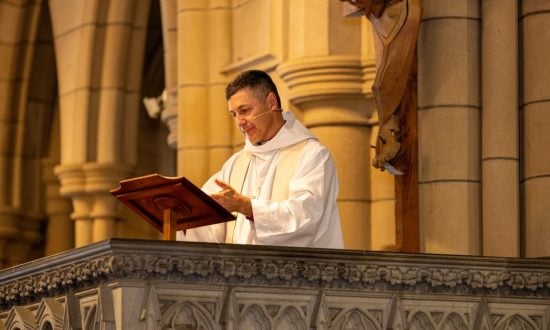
xmin=110 ymin=174 xmax=235 ymax=240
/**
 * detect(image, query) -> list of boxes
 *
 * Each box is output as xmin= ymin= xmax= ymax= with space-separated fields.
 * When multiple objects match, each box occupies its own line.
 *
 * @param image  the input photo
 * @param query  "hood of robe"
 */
xmin=243 ymin=111 xmax=316 ymax=154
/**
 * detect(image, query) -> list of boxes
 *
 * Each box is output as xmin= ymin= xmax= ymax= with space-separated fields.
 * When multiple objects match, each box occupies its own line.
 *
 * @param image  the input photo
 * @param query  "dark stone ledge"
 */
xmin=1 ymin=238 xmax=549 ymax=310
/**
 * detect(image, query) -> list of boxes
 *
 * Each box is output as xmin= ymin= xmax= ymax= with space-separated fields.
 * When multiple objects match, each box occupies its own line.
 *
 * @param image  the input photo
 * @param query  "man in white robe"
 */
xmin=177 ymin=70 xmax=344 ymax=249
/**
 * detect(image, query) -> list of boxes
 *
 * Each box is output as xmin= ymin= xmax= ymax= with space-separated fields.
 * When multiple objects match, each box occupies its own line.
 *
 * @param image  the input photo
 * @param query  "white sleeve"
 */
xmin=251 ymin=143 xmax=339 ymax=246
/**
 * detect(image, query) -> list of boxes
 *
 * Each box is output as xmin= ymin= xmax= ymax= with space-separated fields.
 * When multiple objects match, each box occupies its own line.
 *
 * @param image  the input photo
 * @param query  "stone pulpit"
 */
xmin=1 ymin=239 xmax=549 ymax=329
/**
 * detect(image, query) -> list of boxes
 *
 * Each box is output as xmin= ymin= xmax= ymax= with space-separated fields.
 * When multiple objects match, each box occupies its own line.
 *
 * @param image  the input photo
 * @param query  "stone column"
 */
xmin=54 ymin=165 xmax=92 ymax=247
xmin=49 ymin=0 xmax=99 ymax=247
xmin=207 ymin=0 xmax=233 ymax=174
xmin=481 ymin=0 xmax=519 ymax=257
xmin=0 ymin=208 xmax=18 ymax=268
xmin=0 ymin=47 xmax=19 ymax=261
xmin=51 ymin=0 xmax=149 ymax=245
xmin=521 ymin=1 xmax=550 ymax=257
xmin=417 ymin=1 xmax=482 ymax=255
xmin=85 ymin=164 xmax=132 ymax=242
xmin=160 ymin=0 xmax=179 ymax=148
xmin=0 ymin=0 xmax=41 ymax=266
xmin=278 ymin=56 xmax=374 ymax=250
xmin=5 ymin=215 xmax=42 ymax=267
xmin=110 ymin=283 xmax=152 ymax=329
xmin=176 ymin=0 xmax=210 ymax=184
xmin=91 ymin=0 xmax=148 ymax=241
xmin=42 ymin=159 xmax=73 ymax=255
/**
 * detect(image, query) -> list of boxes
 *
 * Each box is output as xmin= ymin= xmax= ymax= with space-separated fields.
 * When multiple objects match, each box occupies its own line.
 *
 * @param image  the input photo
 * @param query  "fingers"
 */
xmin=210 ymin=191 xmax=225 ymax=199
xmin=210 ymin=179 xmax=253 ymax=218
xmin=215 ymin=179 xmax=232 ymax=191
xmin=211 ymin=179 xmax=238 ymax=200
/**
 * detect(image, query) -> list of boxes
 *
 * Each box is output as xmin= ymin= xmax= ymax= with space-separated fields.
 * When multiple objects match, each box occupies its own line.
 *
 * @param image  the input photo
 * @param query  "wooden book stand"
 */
xmin=111 ymin=174 xmax=235 ymax=240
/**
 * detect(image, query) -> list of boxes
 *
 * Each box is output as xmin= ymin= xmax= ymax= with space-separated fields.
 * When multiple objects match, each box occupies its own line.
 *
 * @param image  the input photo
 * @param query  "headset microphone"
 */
xmin=239 ymin=109 xmax=283 ymax=133
xmin=252 ymin=109 xmax=274 ymax=120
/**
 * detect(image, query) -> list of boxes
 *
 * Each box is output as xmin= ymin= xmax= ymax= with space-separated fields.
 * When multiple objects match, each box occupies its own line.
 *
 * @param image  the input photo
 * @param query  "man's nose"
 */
xmin=236 ymin=115 xmax=247 ymax=125
xmin=236 ymin=116 xmax=248 ymax=132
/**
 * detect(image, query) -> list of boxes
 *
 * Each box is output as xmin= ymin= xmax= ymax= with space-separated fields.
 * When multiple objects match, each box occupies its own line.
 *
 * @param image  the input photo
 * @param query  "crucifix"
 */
xmin=341 ymin=0 xmax=422 ymax=252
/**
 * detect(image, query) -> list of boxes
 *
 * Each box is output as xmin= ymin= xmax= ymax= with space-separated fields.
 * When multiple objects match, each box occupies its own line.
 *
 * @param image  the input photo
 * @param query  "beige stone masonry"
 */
xmin=48 ymin=0 xmax=88 ymax=37
xmin=0 ymin=44 xmax=17 ymax=82
xmin=420 ymin=182 xmax=481 ymax=254
xmin=207 ymin=0 xmax=233 ymax=175
xmin=522 ymin=2 xmax=550 ymax=257
xmin=481 ymin=0 xmax=519 ymax=257
xmin=418 ymin=0 xmax=482 ymax=255
xmin=53 ymin=164 xmax=91 ymax=247
xmin=524 ymin=178 xmax=550 ymax=256
xmin=418 ymin=21 xmax=480 ymax=108
xmin=97 ymin=0 xmax=149 ymax=164
xmin=232 ymin=0 xmax=269 ymax=62
xmin=0 ymin=0 xmax=27 ymax=46
xmin=176 ymin=1 xmax=209 ymax=184
xmin=0 ymin=207 xmax=18 ymax=268
xmin=522 ymin=20 xmax=550 ymax=103
xmin=421 ymin=0 xmax=480 ymax=18
xmin=42 ymin=160 xmax=73 ymax=255
xmin=207 ymin=84 xmax=233 ymax=174
xmin=419 ymin=107 xmax=481 ymax=180
xmin=0 ymin=0 xmax=44 ymax=266
xmin=177 ymin=86 xmax=209 ymax=184
xmin=49 ymin=0 xmax=153 ymax=247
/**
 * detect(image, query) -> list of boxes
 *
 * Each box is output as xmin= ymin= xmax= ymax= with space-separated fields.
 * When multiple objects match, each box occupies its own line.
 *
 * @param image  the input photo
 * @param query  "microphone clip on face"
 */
xmin=238 ymin=108 xmax=282 ymax=133
xmin=252 ymin=108 xmax=281 ymax=120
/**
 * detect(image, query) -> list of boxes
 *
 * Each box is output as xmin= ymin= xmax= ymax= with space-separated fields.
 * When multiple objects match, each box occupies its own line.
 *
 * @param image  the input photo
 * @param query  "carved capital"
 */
xmin=278 ymin=55 xmax=371 ymax=105
xmin=277 ymin=56 xmax=376 ymax=127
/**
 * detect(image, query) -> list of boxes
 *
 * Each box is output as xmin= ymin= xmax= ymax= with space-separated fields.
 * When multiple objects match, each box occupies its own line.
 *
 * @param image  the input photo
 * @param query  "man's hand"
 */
xmin=210 ymin=179 xmax=254 ymax=220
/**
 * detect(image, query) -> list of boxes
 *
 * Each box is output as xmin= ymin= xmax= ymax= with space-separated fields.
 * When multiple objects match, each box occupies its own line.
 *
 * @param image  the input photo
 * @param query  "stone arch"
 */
xmin=30 ymin=0 xmax=74 ymax=258
xmin=274 ymin=306 xmax=306 ymax=330
xmin=239 ymin=304 xmax=270 ymax=330
xmin=332 ymin=308 xmax=379 ymax=330
xmin=408 ymin=311 xmax=435 ymax=330
xmin=135 ymin=0 xmax=175 ymax=178
xmin=82 ymin=304 xmax=97 ymax=330
xmin=17 ymin=0 xmax=60 ymax=263
xmin=4 ymin=306 xmax=38 ymax=330
xmin=0 ymin=0 xmax=179 ymax=265
xmin=35 ymin=298 xmax=64 ymax=330
xmin=40 ymin=322 xmax=53 ymax=330
xmin=496 ymin=314 xmax=536 ymax=330
xmin=45 ymin=0 xmax=174 ymax=247
xmin=160 ymin=301 xmax=216 ymax=329
xmin=111 ymin=0 xmax=176 ymax=241
xmin=0 ymin=0 xmax=58 ymax=268
xmin=140 ymin=285 xmax=162 ymax=329
xmin=441 ymin=312 xmax=467 ymax=330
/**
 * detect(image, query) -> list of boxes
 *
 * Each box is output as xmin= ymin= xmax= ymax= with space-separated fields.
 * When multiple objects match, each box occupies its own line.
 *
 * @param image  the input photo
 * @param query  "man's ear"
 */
xmin=267 ymin=92 xmax=278 ymax=110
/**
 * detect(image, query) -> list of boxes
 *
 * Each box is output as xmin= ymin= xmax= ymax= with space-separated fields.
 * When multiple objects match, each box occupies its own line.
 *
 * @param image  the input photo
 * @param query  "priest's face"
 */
xmin=228 ymin=88 xmax=281 ymax=145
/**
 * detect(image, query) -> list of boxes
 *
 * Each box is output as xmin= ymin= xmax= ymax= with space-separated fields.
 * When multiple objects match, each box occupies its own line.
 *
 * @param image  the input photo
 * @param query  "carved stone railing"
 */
xmin=0 ymin=239 xmax=549 ymax=329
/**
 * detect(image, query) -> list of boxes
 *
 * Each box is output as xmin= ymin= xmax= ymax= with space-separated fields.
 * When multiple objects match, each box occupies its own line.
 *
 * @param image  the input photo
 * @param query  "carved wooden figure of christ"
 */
xmin=341 ymin=0 xmax=421 ymax=252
